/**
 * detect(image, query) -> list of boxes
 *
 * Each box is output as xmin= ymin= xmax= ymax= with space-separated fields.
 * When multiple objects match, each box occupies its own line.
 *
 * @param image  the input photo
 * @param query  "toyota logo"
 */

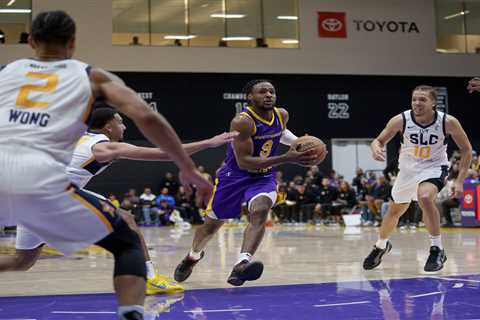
xmin=322 ymin=18 xmax=343 ymax=32
xmin=465 ymin=194 xmax=473 ymax=204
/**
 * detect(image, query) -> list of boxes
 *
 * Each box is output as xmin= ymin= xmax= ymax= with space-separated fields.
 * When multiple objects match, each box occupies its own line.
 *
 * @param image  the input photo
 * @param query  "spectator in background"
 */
xmin=156 ymin=187 xmax=176 ymax=207
xmin=276 ymin=171 xmax=284 ymax=185
xmin=140 ymin=187 xmax=157 ymax=225
xmin=352 ymin=168 xmax=367 ymax=194
xmin=336 ymin=181 xmax=357 ymax=213
xmin=18 ymin=32 xmax=28 ymax=44
xmin=159 ymin=172 xmax=179 ymax=195
xmin=175 ymin=185 xmax=198 ymax=223
xmin=124 ymin=188 xmax=141 ymax=221
xmin=292 ymin=184 xmax=316 ymax=223
xmin=108 ymin=193 xmax=120 ymax=208
xmin=157 ymin=200 xmax=174 ymax=226
xmin=436 ymin=176 xmax=458 ymax=227
xmin=129 ymin=36 xmax=142 ymax=46
xmin=272 ymin=184 xmax=288 ymax=223
xmin=314 ymin=178 xmax=338 ymax=224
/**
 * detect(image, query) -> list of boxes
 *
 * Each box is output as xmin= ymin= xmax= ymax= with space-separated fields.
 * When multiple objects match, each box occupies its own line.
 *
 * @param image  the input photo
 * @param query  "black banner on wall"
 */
xmin=115 ymin=72 xmax=477 ymax=149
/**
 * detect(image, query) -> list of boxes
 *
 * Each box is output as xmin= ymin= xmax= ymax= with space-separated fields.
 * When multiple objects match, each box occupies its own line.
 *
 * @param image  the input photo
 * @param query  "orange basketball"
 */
xmin=291 ymin=135 xmax=327 ymax=166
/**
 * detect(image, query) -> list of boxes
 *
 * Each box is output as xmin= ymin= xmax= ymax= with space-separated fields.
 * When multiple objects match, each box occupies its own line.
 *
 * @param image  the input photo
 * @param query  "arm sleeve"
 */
xmin=280 ymin=129 xmax=298 ymax=146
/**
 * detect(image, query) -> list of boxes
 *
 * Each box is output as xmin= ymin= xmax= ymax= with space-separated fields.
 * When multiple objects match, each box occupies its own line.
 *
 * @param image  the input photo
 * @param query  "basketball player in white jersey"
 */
xmin=0 ymin=106 xmax=236 ymax=295
xmin=363 ymin=85 xmax=472 ymax=272
xmin=0 ymin=11 xmax=212 ymax=320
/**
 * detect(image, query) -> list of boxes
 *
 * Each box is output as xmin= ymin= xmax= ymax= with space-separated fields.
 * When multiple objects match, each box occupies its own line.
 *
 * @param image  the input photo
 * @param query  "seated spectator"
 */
xmin=175 ymin=186 xmax=200 ymax=224
xmin=159 ymin=172 xmax=179 ymax=195
xmin=313 ymin=178 xmax=339 ymax=224
xmin=156 ymin=187 xmax=176 ymax=207
xmin=272 ymin=184 xmax=288 ymax=223
xmin=108 ymin=193 xmax=120 ymax=208
xmin=140 ymin=187 xmax=157 ymax=225
xmin=291 ymin=184 xmax=316 ymax=223
xmin=334 ymin=181 xmax=358 ymax=214
xmin=157 ymin=200 xmax=174 ymax=226
xmin=124 ymin=188 xmax=141 ymax=221
xmin=436 ymin=177 xmax=459 ymax=227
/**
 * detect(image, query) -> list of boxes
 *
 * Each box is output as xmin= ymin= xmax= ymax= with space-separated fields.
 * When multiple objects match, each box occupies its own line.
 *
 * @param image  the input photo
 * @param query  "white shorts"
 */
xmin=15 ymin=189 xmax=111 ymax=252
xmin=391 ymin=166 xmax=448 ymax=204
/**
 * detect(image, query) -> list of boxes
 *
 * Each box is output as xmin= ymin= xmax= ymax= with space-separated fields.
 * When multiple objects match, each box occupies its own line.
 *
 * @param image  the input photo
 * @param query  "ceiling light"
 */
xmin=211 ymin=13 xmax=246 ymax=19
xmin=282 ymin=39 xmax=299 ymax=44
xmin=164 ymin=35 xmax=196 ymax=40
xmin=7 ymin=0 xmax=16 ymax=6
xmin=444 ymin=10 xmax=470 ymax=20
xmin=0 ymin=35 xmax=4 ymax=39
xmin=277 ymin=16 xmax=298 ymax=20
xmin=222 ymin=37 xmax=253 ymax=41
xmin=0 ymin=9 xmax=31 ymax=13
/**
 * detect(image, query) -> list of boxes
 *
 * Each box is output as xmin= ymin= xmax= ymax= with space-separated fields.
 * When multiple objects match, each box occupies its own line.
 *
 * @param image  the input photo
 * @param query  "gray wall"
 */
xmin=1 ymin=0 xmax=480 ymax=76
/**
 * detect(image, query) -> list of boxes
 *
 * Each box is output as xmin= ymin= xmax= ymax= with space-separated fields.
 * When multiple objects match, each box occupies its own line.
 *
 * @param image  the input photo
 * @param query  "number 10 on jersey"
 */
xmin=414 ymin=145 xmax=431 ymax=159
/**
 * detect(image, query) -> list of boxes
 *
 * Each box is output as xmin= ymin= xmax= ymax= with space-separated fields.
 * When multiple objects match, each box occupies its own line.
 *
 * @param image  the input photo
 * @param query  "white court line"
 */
xmin=430 ymin=276 xmax=480 ymax=283
xmin=0 ymin=318 xmax=37 ymax=320
xmin=184 ymin=308 xmax=252 ymax=313
xmin=52 ymin=311 xmax=115 ymax=314
xmin=407 ymin=291 xmax=443 ymax=298
xmin=313 ymin=301 xmax=371 ymax=307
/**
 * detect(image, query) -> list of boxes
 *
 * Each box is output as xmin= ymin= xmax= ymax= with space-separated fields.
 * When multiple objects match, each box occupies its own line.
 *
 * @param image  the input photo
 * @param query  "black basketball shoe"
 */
xmin=121 ymin=311 xmax=143 ymax=320
xmin=227 ymin=260 xmax=264 ymax=286
xmin=174 ymin=251 xmax=204 ymax=282
xmin=363 ymin=241 xmax=392 ymax=270
xmin=424 ymin=246 xmax=447 ymax=272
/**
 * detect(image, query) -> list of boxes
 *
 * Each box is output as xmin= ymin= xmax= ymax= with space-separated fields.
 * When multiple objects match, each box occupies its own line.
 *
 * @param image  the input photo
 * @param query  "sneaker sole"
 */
xmin=227 ymin=262 xmax=264 ymax=287
xmin=363 ymin=243 xmax=392 ymax=270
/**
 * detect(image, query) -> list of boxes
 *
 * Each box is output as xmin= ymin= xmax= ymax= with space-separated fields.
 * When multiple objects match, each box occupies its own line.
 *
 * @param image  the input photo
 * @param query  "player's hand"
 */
xmin=207 ymin=131 xmax=239 ymax=148
xmin=179 ymin=168 xmax=213 ymax=208
xmin=467 ymin=77 xmax=480 ymax=93
xmin=371 ymin=144 xmax=386 ymax=161
xmin=452 ymin=181 xmax=464 ymax=199
xmin=285 ymin=148 xmax=319 ymax=166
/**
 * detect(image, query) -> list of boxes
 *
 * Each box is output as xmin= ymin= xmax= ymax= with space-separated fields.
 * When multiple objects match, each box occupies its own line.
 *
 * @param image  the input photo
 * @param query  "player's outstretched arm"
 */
xmin=446 ymin=115 xmax=472 ymax=198
xmin=92 ymin=132 xmax=238 ymax=163
xmin=371 ymin=114 xmax=403 ymax=161
xmin=231 ymin=114 xmax=317 ymax=170
xmin=89 ymin=68 xmax=213 ymax=206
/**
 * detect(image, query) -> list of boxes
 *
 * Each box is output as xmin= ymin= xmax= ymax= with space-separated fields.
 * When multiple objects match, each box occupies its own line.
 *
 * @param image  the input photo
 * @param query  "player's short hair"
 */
xmin=31 ymin=11 xmax=76 ymax=45
xmin=89 ymin=107 xmax=117 ymax=130
xmin=243 ymin=79 xmax=274 ymax=95
xmin=413 ymin=85 xmax=437 ymax=102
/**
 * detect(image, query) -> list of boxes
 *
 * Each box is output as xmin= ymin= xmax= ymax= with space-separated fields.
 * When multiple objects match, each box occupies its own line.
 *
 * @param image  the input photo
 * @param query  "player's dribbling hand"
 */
xmin=208 ymin=131 xmax=239 ymax=147
xmin=286 ymin=148 xmax=319 ymax=166
xmin=467 ymin=77 xmax=480 ymax=93
xmin=179 ymin=168 xmax=213 ymax=208
xmin=452 ymin=181 xmax=464 ymax=199
xmin=371 ymin=145 xmax=386 ymax=161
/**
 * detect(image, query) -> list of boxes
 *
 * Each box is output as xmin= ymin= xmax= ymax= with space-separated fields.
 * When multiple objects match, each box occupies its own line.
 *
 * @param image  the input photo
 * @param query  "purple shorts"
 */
xmin=209 ymin=171 xmax=277 ymax=219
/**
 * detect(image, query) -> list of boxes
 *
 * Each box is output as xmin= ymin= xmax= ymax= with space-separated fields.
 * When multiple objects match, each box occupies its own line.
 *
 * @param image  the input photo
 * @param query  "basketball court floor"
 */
xmin=1 ymin=224 xmax=479 ymax=319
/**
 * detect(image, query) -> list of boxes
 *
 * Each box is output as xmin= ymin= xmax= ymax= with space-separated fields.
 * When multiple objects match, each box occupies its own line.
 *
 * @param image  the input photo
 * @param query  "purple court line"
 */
xmin=1 ymin=274 xmax=480 ymax=319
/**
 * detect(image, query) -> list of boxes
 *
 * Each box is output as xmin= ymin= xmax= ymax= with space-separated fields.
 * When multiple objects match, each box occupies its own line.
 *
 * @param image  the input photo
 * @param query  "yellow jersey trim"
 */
xmin=81 ymin=156 xmax=95 ymax=169
xmin=205 ymin=178 xmax=219 ymax=213
xmin=239 ymin=112 xmax=257 ymax=136
xmin=69 ymin=189 xmax=113 ymax=233
xmin=274 ymin=107 xmax=284 ymax=130
xmin=247 ymin=106 xmax=275 ymax=126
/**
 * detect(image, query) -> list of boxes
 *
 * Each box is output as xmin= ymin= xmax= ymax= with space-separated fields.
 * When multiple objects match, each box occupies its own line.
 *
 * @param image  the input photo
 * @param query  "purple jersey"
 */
xmin=208 ymin=107 xmax=285 ymax=219
xmin=219 ymin=107 xmax=284 ymax=176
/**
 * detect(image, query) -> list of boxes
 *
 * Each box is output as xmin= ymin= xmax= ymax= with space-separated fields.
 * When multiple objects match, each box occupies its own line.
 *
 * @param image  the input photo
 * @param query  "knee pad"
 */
xmin=95 ymin=219 xmax=146 ymax=279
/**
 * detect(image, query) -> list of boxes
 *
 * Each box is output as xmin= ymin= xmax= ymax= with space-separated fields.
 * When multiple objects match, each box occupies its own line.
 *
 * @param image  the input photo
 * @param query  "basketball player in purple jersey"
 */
xmin=174 ymin=80 xmax=321 ymax=286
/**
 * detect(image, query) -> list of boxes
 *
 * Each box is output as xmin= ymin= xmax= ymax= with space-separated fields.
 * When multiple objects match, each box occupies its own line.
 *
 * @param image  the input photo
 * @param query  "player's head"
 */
xmin=243 ymin=79 xmax=276 ymax=110
xmin=411 ymin=85 xmax=437 ymax=116
xmin=89 ymin=107 xmax=126 ymax=142
xmin=30 ymin=11 xmax=76 ymax=58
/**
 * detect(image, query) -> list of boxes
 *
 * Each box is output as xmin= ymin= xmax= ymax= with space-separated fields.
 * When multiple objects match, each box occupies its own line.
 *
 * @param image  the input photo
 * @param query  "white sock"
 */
xmin=146 ymin=260 xmax=156 ymax=279
xmin=189 ymin=250 xmax=202 ymax=260
xmin=375 ymin=239 xmax=388 ymax=249
xmin=430 ymin=235 xmax=443 ymax=249
xmin=236 ymin=252 xmax=252 ymax=265
xmin=118 ymin=305 xmax=144 ymax=320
